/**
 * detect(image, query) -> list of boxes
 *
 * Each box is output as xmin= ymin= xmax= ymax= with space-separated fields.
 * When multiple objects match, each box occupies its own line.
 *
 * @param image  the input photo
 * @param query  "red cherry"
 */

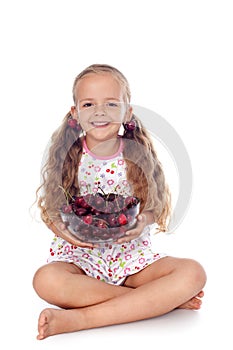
xmin=74 ymin=196 xmax=90 ymax=209
xmin=74 ymin=196 xmax=84 ymax=206
xmin=61 ymin=204 xmax=73 ymax=213
xmin=75 ymin=207 xmax=87 ymax=216
xmin=124 ymin=196 xmax=138 ymax=209
xmin=107 ymin=193 xmax=116 ymax=201
xmin=107 ymin=214 xmax=118 ymax=227
xmin=83 ymin=214 xmax=93 ymax=225
xmin=103 ymin=201 xmax=114 ymax=213
xmin=93 ymin=195 xmax=105 ymax=209
xmin=118 ymin=213 xmax=128 ymax=226
xmin=80 ymin=198 xmax=90 ymax=209
xmin=90 ymin=207 xmax=101 ymax=215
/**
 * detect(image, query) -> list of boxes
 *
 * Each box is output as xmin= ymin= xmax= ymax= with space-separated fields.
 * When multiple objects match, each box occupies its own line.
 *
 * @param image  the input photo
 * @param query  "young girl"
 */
xmin=33 ymin=64 xmax=206 ymax=340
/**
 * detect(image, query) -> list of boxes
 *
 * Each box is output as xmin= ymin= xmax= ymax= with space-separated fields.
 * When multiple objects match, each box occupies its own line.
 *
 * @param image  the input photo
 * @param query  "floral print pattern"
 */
xmin=48 ymin=235 xmax=165 ymax=285
xmin=78 ymin=140 xmax=132 ymax=196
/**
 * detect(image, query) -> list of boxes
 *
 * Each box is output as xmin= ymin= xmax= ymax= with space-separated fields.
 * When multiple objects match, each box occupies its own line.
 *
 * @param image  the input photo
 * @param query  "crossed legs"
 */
xmin=33 ymin=256 xmax=206 ymax=340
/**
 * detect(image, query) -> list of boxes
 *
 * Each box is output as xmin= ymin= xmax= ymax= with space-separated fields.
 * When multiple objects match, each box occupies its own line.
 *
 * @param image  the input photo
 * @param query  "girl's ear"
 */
xmin=70 ymin=106 xmax=78 ymax=120
xmin=124 ymin=105 xmax=133 ymax=123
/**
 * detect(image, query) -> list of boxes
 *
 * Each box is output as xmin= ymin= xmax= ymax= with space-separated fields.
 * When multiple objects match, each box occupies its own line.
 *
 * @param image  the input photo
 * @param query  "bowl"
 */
xmin=60 ymin=192 xmax=140 ymax=243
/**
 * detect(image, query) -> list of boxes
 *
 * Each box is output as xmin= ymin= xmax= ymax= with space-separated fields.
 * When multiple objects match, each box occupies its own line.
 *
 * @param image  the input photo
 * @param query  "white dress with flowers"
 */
xmin=48 ymin=138 xmax=166 ymax=285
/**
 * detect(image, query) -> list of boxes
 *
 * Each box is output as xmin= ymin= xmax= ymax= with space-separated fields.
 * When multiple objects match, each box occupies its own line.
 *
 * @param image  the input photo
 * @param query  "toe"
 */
xmin=37 ymin=334 xmax=44 ymax=340
xmin=37 ymin=309 xmax=50 ymax=340
xmin=192 ymin=297 xmax=202 ymax=309
xmin=198 ymin=290 xmax=204 ymax=298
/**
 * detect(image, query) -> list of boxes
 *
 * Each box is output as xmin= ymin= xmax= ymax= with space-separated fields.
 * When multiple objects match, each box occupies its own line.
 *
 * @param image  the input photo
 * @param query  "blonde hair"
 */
xmin=72 ymin=64 xmax=131 ymax=104
xmin=36 ymin=64 xmax=171 ymax=232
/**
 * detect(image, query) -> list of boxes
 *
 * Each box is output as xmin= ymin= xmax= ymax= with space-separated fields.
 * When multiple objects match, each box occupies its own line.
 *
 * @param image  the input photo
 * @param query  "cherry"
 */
xmin=118 ymin=213 xmax=128 ymax=226
xmin=60 ymin=186 xmax=140 ymax=242
xmin=103 ymin=201 xmax=114 ymax=213
xmin=107 ymin=214 xmax=118 ymax=227
xmin=61 ymin=204 xmax=73 ymax=213
xmin=83 ymin=194 xmax=92 ymax=205
xmin=79 ymin=197 xmax=90 ymax=209
xmin=74 ymin=207 xmax=87 ymax=216
xmin=124 ymin=120 xmax=136 ymax=131
xmin=93 ymin=195 xmax=105 ymax=209
xmin=106 ymin=193 xmax=117 ymax=201
xmin=124 ymin=196 xmax=138 ymax=208
xmin=90 ymin=207 xmax=102 ymax=215
xmin=74 ymin=196 xmax=84 ymax=206
xmin=83 ymin=214 xmax=93 ymax=225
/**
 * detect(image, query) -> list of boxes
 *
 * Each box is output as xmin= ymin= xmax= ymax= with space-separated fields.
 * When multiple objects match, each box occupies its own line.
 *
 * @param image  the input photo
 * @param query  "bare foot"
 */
xmin=37 ymin=291 xmax=205 ymax=339
xmin=37 ymin=308 xmax=81 ymax=340
xmin=178 ymin=291 xmax=204 ymax=310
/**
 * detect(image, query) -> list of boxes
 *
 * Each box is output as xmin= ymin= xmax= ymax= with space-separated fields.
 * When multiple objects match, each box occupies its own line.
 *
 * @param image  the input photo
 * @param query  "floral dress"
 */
xmin=47 ymin=138 xmax=166 ymax=285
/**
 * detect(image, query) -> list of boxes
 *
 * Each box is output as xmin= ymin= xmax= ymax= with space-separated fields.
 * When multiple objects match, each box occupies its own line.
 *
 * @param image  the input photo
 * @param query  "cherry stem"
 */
xmin=97 ymin=186 xmax=106 ymax=196
xmin=95 ymin=218 xmax=109 ymax=227
xmin=58 ymin=185 xmax=73 ymax=205
xmin=86 ymin=184 xmax=91 ymax=193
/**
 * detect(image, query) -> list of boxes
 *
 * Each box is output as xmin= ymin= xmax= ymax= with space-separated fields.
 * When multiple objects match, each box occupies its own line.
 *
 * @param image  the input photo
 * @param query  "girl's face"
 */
xmin=71 ymin=73 xmax=132 ymax=146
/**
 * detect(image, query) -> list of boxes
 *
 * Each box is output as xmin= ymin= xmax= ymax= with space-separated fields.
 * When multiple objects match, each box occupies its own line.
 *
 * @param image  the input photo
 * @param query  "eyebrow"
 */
xmin=79 ymin=97 xmax=122 ymax=102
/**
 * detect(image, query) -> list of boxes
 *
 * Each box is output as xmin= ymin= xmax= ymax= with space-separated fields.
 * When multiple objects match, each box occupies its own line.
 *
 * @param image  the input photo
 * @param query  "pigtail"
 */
xmin=36 ymin=112 xmax=83 ymax=224
xmin=122 ymin=114 xmax=171 ymax=232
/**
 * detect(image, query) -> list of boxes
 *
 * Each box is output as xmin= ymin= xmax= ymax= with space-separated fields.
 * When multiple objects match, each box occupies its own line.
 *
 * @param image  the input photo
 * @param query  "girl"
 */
xmin=33 ymin=64 xmax=206 ymax=340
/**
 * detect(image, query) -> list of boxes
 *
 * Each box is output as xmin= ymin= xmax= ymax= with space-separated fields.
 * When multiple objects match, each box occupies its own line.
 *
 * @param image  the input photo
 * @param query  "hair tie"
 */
xmin=123 ymin=119 xmax=137 ymax=138
xmin=67 ymin=117 xmax=82 ymax=132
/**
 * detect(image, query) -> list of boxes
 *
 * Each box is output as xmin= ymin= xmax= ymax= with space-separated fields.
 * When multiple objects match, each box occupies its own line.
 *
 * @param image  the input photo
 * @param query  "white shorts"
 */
xmin=47 ymin=232 xmax=166 ymax=285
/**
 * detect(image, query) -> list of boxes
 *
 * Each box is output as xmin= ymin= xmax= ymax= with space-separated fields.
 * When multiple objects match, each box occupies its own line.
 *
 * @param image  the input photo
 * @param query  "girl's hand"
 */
xmin=48 ymin=221 xmax=97 ymax=248
xmin=115 ymin=214 xmax=147 ymax=244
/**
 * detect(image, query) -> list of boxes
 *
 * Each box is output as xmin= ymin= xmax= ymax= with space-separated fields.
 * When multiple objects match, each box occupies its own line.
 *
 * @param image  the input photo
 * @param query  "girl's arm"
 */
xmin=47 ymin=221 xmax=96 ymax=248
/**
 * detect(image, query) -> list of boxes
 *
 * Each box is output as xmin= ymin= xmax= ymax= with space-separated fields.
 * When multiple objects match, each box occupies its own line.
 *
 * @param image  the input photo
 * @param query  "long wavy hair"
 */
xmin=36 ymin=64 xmax=171 ymax=232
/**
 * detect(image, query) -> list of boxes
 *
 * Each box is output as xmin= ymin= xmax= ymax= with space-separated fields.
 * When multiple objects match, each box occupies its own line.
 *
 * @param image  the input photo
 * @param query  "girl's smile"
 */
xmin=90 ymin=121 xmax=111 ymax=128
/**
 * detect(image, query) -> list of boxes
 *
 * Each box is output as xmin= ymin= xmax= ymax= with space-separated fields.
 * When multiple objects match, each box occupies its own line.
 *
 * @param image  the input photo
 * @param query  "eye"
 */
xmin=82 ymin=102 xmax=93 ymax=108
xmin=106 ymin=102 xmax=119 ymax=108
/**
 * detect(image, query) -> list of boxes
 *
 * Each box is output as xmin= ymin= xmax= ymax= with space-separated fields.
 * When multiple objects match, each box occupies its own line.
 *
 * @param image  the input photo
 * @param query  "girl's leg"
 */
xmin=33 ymin=261 xmax=132 ymax=308
xmin=35 ymin=257 xmax=206 ymax=340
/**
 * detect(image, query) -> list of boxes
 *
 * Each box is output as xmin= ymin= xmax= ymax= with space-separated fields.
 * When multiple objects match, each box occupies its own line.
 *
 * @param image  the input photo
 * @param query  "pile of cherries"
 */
xmin=60 ymin=192 xmax=140 ymax=242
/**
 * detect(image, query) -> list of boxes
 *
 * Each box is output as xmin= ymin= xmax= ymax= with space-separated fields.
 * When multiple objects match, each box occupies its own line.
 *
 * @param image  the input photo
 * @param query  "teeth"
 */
xmin=91 ymin=121 xmax=109 ymax=126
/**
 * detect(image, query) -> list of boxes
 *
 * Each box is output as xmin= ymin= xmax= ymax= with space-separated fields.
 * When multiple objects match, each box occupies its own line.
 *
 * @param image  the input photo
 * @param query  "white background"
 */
xmin=0 ymin=0 xmax=232 ymax=349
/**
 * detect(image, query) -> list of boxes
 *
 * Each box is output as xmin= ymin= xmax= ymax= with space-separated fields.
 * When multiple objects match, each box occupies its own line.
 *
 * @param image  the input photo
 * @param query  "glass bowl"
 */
xmin=60 ymin=193 xmax=140 ymax=243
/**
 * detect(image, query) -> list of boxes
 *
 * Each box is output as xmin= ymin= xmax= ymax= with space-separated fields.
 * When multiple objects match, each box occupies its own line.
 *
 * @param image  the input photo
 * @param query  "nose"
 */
xmin=94 ymin=104 xmax=106 ymax=116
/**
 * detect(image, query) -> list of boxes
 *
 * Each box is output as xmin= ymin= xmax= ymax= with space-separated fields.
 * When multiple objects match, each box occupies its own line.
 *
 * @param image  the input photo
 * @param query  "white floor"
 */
xmin=2 ymin=215 xmax=232 ymax=350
